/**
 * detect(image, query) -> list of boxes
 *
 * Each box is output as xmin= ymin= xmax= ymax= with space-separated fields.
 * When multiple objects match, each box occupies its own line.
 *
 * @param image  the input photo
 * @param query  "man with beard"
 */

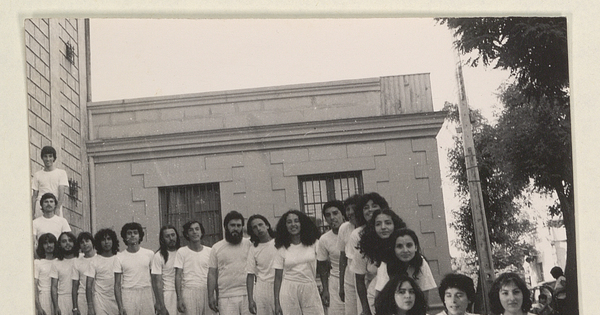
xmin=245 ymin=214 xmax=277 ymax=315
xmin=51 ymin=231 xmax=79 ymax=315
xmin=114 ymin=222 xmax=155 ymax=315
xmin=208 ymin=211 xmax=252 ymax=315
xmin=32 ymin=193 xmax=71 ymax=249
xmin=317 ymin=200 xmax=347 ymax=315
xmin=174 ymin=220 xmax=213 ymax=315
xmin=72 ymin=232 xmax=96 ymax=315
xmin=152 ymin=226 xmax=181 ymax=315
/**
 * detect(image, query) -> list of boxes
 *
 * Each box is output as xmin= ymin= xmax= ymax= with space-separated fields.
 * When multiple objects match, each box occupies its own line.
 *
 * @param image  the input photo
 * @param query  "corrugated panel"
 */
xmin=380 ymin=74 xmax=433 ymax=115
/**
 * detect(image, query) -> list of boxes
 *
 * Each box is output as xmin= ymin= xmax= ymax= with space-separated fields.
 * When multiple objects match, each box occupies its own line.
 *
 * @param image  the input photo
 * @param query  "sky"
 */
xmin=89 ymin=18 xmax=513 ymax=256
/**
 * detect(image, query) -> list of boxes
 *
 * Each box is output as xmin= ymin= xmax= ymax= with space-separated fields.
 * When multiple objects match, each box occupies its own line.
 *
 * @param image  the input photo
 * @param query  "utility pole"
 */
xmin=455 ymin=52 xmax=496 ymax=314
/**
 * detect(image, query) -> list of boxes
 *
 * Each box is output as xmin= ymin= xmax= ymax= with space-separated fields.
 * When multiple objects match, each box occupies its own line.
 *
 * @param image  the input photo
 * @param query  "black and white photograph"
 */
xmin=2 ymin=2 xmax=598 ymax=315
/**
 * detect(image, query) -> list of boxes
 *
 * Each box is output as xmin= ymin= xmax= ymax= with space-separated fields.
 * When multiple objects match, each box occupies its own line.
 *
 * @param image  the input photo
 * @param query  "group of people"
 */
xmin=31 ymin=146 xmax=564 ymax=315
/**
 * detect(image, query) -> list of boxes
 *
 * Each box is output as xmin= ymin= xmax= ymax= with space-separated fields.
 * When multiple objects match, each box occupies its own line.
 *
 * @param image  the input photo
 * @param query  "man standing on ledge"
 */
xmin=208 ymin=211 xmax=252 ymax=315
xmin=32 ymin=193 xmax=71 ymax=247
xmin=32 ymin=146 xmax=69 ymax=218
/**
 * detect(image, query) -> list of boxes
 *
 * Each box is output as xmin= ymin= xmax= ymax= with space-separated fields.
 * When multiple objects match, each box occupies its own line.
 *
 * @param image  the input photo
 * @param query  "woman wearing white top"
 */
xmin=35 ymin=233 xmax=57 ymax=315
xmin=435 ymin=273 xmax=480 ymax=315
xmin=273 ymin=210 xmax=323 ymax=315
xmin=488 ymin=273 xmax=535 ymax=315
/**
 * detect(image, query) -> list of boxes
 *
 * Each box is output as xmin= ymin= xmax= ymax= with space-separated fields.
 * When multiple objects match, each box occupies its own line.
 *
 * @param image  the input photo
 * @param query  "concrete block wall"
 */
xmin=26 ymin=18 xmax=89 ymax=232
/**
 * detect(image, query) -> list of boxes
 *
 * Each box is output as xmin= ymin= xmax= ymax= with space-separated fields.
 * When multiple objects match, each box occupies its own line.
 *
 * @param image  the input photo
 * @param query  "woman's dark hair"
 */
xmin=39 ymin=193 xmax=58 ymax=207
xmin=343 ymin=194 xmax=361 ymax=209
xmin=158 ymin=225 xmax=181 ymax=262
xmin=550 ymin=266 xmax=564 ymax=278
xmin=489 ymin=272 xmax=532 ymax=314
xmin=274 ymin=209 xmax=320 ymax=249
xmin=355 ymin=192 xmax=389 ymax=227
xmin=322 ymin=200 xmax=346 ymax=220
xmin=93 ymin=228 xmax=119 ymax=254
xmin=438 ymin=273 xmax=476 ymax=310
xmin=247 ymin=214 xmax=275 ymax=247
xmin=357 ymin=208 xmax=406 ymax=263
xmin=36 ymin=233 xmax=57 ymax=259
xmin=223 ymin=210 xmax=245 ymax=228
xmin=182 ymin=220 xmax=205 ymax=241
xmin=77 ymin=232 xmax=94 ymax=246
xmin=56 ymin=231 xmax=79 ymax=260
xmin=41 ymin=146 xmax=57 ymax=161
xmin=120 ymin=222 xmax=145 ymax=243
xmin=375 ymin=274 xmax=427 ymax=315
xmin=386 ymin=228 xmax=425 ymax=281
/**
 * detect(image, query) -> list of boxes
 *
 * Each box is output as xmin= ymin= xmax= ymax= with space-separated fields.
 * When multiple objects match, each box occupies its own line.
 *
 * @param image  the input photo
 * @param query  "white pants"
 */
xmin=122 ymin=287 xmax=155 ymax=315
xmin=325 ymin=276 xmax=344 ymax=315
xmin=182 ymin=287 xmax=213 ymax=315
xmin=164 ymin=290 xmax=180 ymax=315
xmin=77 ymin=293 xmax=88 ymax=315
xmin=343 ymin=267 xmax=357 ymax=315
xmin=57 ymin=294 xmax=73 ymax=315
xmin=254 ymin=280 xmax=275 ymax=315
xmin=355 ymin=275 xmax=376 ymax=315
xmin=218 ymin=295 xmax=250 ymax=315
xmin=279 ymin=280 xmax=324 ymax=315
xmin=93 ymin=291 xmax=119 ymax=315
xmin=38 ymin=291 xmax=53 ymax=315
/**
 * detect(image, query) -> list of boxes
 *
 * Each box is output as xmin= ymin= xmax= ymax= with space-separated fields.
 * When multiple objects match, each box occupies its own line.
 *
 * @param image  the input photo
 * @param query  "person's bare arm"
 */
xmin=338 ymin=251 xmax=347 ymax=302
xmin=72 ymin=279 xmax=80 ymax=315
xmin=246 ymin=273 xmax=257 ymax=314
xmin=151 ymin=274 xmax=167 ymax=315
xmin=86 ymin=276 xmax=96 ymax=315
xmin=175 ymin=268 xmax=185 ymax=314
xmin=274 ymin=269 xmax=284 ymax=315
xmin=114 ymin=273 xmax=126 ymax=315
xmin=207 ymin=267 xmax=219 ymax=312
xmin=57 ymin=185 xmax=67 ymax=211
xmin=317 ymin=260 xmax=330 ymax=307
xmin=51 ymin=278 xmax=60 ymax=315
xmin=355 ymin=273 xmax=371 ymax=315
xmin=32 ymin=190 xmax=39 ymax=218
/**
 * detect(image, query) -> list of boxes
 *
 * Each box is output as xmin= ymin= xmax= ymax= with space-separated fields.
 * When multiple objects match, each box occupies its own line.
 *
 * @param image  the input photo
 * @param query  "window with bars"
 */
xmin=298 ymin=171 xmax=363 ymax=233
xmin=158 ymin=183 xmax=222 ymax=247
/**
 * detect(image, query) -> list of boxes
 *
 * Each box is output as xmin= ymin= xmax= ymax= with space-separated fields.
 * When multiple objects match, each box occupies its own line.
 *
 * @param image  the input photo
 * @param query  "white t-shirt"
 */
xmin=34 ymin=258 xmax=55 ymax=293
xmin=32 ymin=215 xmax=71 ymax=241
xmin=245 ymin=239 xmax=277 ymax=283
xmin=151 ymin=250 xmax=177 ymax=291
xmin=348 ymin=250 xmax=378 ymax=281
xmin=174 ymin=246 xmax=212 ymax=289
xmin=346 ymin=226 xmax=364 ymax=261
xmin=209 ymin=238 xmax=251 ymax=298
xmin=85 ymin=255 xmax=117 ymax=298
xmin=32 ymin=168 xmax=69 ymax=217
xmin=113 ymin=247 xmax=154 ymax=289
xmin=375 ymin=260 xmax=437 ymax=292
xmin=50 ymin=258 xmax=76 ymax=295
xmin=336 ymin=222 xmax=355 ymax=254
xmin=273 ymin=242 xmax=319 ymax=284
xmin=72 ymin=255 xmax=95 ymax=295
xmin=317 ymin=230 xmax=341 ymax=278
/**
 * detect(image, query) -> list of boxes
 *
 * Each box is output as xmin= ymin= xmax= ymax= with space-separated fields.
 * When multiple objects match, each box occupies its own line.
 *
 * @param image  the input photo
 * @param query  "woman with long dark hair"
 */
xmin=273 ymin=210 xmax=323 ymax=315
xmin=488 ymin=273 xmax=534 ymax=315
xmin=374 ymin=274 xmax=427 ymax=315
xmin=35 ymin=233 xmax=57 ymax=315
xmin=50 ymin=231 xmax=79 ymax=315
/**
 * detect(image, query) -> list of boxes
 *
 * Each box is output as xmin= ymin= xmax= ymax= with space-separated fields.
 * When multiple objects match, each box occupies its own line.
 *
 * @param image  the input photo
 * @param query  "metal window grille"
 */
xmin=298 ymin=171 xmax=363 ymax=233
xmin=159 ymin=183 xmax=222 ymax=247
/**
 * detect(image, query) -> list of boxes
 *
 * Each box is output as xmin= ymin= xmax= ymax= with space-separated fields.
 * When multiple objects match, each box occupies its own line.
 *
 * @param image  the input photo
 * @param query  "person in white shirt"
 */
xmin=208 ymin=211 xmax=252 ymax=315
xmin=174 ymin=220 xmax=213 ymax=315
xmin=72 ymin=232 xmax=96 ymax=315
xmin=152 ymin=225 xmax=181 ymax=315
xmin=51 ymin=231 xmax=79 ymax=315
xmin=34 ymin=233 xmax=57 ymax=315
xmin=338 ymin=194 xmax=360 ymax=315
xmin=31 ymin=146 xmax=69 ymax=218
xmin=113 ymin=222 xmax=155 ymax=315
xmin=245 ymin=214 xmax=277 ymax=315
xmin=274 ymin=209 xmax=324 ymax=315
xmin=317 ymin=200 xmax=346 ymax=315
xmin=435 ymin=273 xmax=479 ymax=315
xmin=32 ymin=193 xmax=71 ymax=250
xmin=85 ymin=229 xmax=120 ymax=315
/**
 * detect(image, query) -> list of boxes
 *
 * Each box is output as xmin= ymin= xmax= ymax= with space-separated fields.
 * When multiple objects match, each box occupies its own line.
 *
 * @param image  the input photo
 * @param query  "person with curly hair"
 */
xmin=273 ymin=210 xmax=323 ymax=315
xmin=246 ymin=214 xmax=277 ymax=315
xmin=374 ymin=274 xmax=427 ymax=315
xmin=353 ymin=208 xmax=406 ymax=315
xmin=51 ymin=231 xmax=79 ymax=315
xmin=375 ymin=228 xmax=436 ymax=304
xmin=435 ymin=273 xmax=479 ymax=315
xmin=85 ymin=228 xmax=120 ymax=315
xmin=338 ymin=194 xmax=361 ymax=315
xmin=34 ymin=233 xmax=57 ymax=315
xmin=152 ymin=225 xmax=181 ymax=315
xmin=174 ymin=220 xmax=213 ymax=315
xmin=114 ymin=222 xmax=155 ymax=315
xmin=488 ymin=272 xmax=534 ymax=315
xmin=72 ymin=232 xmax=96 ymax=315
xmin=346 ymin=193 xmax=389 ymax=315
xmin=317 ymin=200 xmax=346 ymax=314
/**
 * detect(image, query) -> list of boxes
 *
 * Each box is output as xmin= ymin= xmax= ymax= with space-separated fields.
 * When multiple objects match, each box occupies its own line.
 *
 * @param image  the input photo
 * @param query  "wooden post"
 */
xmin=455 ymin=52 xmax=496 ymax=314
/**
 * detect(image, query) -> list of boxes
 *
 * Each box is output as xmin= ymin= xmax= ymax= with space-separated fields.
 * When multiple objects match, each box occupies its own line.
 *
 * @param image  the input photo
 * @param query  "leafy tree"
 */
xmin=438 ymin=17 xmax=576 ymax=313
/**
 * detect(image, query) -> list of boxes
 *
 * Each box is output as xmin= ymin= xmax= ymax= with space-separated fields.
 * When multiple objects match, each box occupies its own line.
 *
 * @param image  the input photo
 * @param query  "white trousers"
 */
xmin=182 ymin=287 xmax=213 ymax=315
xmin=325 ymin=276 xmax=344 ymax=315
xmin=218 ymin=295 xmax=250 ymax=315
xmin=343 ymin=266 xmax=357 ymax=315
xmin=254 ymin=280 xmax=275 ymax=315
xmin=121 ymin=287 xmax=155 ymax=315
xmin=279 ymin=280 xmax=324 ymax=315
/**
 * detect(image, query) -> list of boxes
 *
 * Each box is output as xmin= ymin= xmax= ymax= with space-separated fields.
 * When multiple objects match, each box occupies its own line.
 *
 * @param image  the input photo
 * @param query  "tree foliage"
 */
xmin=439 ymin=17 xmax=576 ymax=313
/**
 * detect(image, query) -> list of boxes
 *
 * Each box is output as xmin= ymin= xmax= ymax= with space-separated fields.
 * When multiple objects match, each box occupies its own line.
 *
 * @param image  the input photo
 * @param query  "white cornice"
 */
xmin=88 ymin=77 xmax=382 ymax=114
xmin=87 ymin=111 xmax=446 ymax=164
